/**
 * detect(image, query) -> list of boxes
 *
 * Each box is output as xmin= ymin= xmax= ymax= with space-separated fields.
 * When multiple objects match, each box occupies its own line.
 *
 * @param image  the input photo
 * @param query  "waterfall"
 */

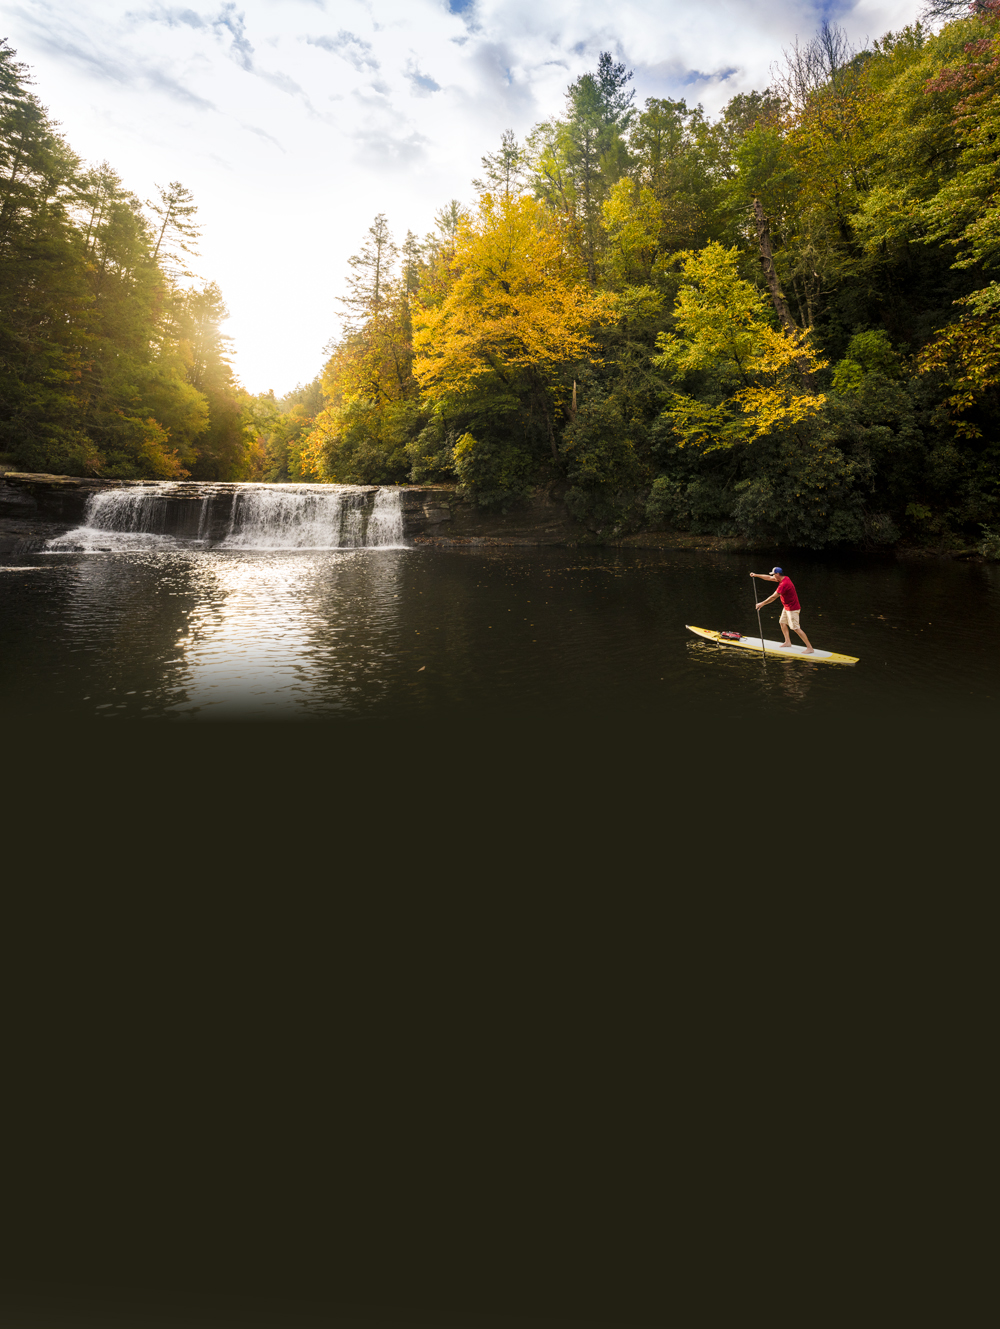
xmin=46 ymin=484 xmax=407 ymax=551
xmin=47 ymin=484 xmax=184 ymax=551
xmin=221 ymin=487 xmax=347 ymax=549
xmin=367 ymin=487 xmax=406 ymax=547
xmin=86 ymin=485 xmax=178 ymax=532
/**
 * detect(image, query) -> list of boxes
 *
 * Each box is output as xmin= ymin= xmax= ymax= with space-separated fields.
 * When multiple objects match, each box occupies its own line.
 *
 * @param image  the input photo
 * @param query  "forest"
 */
xmin=0 ymin=37 xmax=283 ymax=482
xmin=3 ymin=0 xmax=1000 ymax=550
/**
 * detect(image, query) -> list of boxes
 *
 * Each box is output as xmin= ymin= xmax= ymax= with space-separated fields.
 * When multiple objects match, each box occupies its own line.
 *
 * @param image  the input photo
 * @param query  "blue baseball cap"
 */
xmin=771 ymin=566 xmax=783 ymax=575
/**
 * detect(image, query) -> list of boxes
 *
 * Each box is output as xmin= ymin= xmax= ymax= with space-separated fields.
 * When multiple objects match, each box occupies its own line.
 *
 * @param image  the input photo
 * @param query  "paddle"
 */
xmin=752 ymin=574 xmax=766 ymax=662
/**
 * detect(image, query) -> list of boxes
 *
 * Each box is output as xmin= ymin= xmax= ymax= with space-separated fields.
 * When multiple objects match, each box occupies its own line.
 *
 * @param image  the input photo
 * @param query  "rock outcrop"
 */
xmin=0 ymin=473 xmax=99 ymax=551
xmin=398 ymin=483 xmax=585 ymax=545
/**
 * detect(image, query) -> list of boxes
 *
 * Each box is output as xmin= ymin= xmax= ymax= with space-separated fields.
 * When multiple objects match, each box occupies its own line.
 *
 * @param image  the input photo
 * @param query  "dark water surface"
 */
xmin=2 ymin=544 xmax=998 ymax=722
xmin=4 ymin=544 xmax=992 ymax=1329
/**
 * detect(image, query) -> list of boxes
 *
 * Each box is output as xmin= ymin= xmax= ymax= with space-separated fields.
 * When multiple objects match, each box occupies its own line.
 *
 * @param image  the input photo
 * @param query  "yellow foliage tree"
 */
xmin=412 ymin=193 xmax=606 ymax=439
xmin=600 ymin=178 xmax=664 ymax=287
xmin=653 ymin=243 xmax=826 ymax=450
xmin=919 ymin=282 xmax=1000 ymax=437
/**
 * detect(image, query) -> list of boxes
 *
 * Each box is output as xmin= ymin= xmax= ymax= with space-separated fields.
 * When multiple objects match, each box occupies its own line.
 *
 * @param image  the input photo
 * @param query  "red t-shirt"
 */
xmin=776 ymin=577 xmax=800 ymax=611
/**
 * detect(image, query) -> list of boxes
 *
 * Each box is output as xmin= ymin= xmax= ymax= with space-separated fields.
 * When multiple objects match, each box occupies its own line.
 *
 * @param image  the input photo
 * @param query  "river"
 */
xmin=1 ymin=542 xmax=998 ymax=723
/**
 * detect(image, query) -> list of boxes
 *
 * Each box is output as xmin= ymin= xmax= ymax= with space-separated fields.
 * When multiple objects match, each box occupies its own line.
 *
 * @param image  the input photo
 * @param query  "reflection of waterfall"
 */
xmin=46 ymin=484 xmax=406 ymax=551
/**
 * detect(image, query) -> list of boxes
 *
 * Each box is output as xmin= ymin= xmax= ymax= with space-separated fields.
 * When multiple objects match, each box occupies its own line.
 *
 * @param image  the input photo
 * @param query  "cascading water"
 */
xmin=367 ymin=488 xmax=406 ymax=547
xmin=46 ymin=485 xmax=186 ymax=551
xmin=46 ymin=483 xmax=406 ymax=551
xmin=221 ymin=487 xmax=348 ymax=550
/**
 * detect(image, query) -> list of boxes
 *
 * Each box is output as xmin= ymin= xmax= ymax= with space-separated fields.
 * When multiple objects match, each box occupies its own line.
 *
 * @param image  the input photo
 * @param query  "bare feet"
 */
xmin=779 ymin=641 xmax=792 ymax=648
xmin=804 ymin=647 xmax=814 ymax=654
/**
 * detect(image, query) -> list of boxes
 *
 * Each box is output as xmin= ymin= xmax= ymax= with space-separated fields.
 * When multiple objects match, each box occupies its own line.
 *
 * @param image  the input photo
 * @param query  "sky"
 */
xmin=5 ymin=0 xmax=923 ymax=396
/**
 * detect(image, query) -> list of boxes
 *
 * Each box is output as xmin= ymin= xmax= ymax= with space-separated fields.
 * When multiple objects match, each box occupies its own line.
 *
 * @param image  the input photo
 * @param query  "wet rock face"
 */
xmin=0 ymin=517 xmax=71 ymax=553
xmin=397 ymin=484 xmax=585 ymax=545
xmin=1 ymin=473 xmax=162 ymax=522
xmin=0 ymin=475 xmax=89 ymax=550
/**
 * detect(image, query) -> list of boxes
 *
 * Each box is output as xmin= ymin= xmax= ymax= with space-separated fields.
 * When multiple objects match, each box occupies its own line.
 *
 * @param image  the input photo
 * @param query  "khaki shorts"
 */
xmin=779 ymin=607 xmax=801 ymax=630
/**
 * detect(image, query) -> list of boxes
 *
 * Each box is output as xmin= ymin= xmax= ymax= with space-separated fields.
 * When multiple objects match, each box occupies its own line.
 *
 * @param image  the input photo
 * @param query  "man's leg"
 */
xmin=778 ymin=611 xmax=792 ymax=646
xmin=793 ymin=626 xmax=814 ymax=654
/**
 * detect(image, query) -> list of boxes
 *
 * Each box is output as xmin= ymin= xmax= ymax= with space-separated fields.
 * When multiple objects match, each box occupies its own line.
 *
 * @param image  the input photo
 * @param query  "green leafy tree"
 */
xmin=473 ymin=129 xmax=528 ymax=197
xmin=302 ymin=215 xmax=420 ymax=483
xmin=175 ymin=283 xmax=252 ymax=480
xmin=0 ymin=43 xmax=249 ymax=479
xmin=630 ymin=98 xmax=729 ymax=254
xmin=148 ymin=180 xmax=201 ymax=276
xmin=528 ymin=52 xmax=635 ymax=284
xmin=653 ymin=243 xmax=826 ymax=451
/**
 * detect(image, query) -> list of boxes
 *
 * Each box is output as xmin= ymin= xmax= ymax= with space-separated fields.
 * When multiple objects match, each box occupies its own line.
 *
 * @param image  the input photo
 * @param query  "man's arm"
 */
xmin=751 ymin=572 xmax=779 ymax=607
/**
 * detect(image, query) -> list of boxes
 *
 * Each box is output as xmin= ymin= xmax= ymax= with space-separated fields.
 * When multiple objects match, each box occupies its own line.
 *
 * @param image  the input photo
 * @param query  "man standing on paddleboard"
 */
xmin=751 ymin=567 xmax=814 ymax=654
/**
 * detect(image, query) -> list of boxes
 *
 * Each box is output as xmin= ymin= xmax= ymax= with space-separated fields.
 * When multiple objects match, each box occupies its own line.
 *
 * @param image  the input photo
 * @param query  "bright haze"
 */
xmin=5 ymin=0 xmax=920 ymax=395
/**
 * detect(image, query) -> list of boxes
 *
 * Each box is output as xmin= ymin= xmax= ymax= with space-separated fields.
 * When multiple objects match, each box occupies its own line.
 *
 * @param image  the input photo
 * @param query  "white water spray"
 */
xmin=47 ymin=485 xmax=181 ymax=551
xmin=46 ymin=483 xmax=406 ymax=552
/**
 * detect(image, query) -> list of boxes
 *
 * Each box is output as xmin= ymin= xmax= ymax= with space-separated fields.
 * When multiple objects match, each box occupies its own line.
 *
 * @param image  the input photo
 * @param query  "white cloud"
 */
xmin=4 ymin=0 xmax=923 ymax=394
xmin=306 ymin=29 xmax=381 ymax=72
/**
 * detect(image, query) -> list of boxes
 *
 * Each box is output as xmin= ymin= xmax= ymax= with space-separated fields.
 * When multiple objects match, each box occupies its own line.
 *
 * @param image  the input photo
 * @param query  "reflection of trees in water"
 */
xmin=31 ymin=554 xmax=198 ymax=719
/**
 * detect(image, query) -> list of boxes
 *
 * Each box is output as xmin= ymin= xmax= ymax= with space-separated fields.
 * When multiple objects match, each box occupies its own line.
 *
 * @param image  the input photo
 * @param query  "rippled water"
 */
xmin=1 ymin=545 xmax=998 ymax=722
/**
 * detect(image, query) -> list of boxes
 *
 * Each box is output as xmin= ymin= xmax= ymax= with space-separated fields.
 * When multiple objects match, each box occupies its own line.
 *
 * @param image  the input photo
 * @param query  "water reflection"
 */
xmin=2 ymin=545 xmax=999 ymax=723
xmin=167 ymin=551 xmax=406 ymax=719
xmin=686 ymin=639 xmax=819 ymax=706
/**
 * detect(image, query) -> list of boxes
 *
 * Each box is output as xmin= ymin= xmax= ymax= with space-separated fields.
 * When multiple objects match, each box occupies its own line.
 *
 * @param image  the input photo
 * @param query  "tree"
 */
xmin=473 ymin=129 xmax=527 ymax=197
xmin=595 ymin=52 xmax=636 ymax=130
xmin=563 ymin=72 xmax=615 ymax=283
xmin=919 ymin=282 xmax=1000 ymax=433
xmin=527 ymin=53 xmax=635 ymax=284
xmin=147 ymin=180 xmax=200 ymax=275
xmin=653 ymin=243 xmax=826 ymax=451
xmin=174 ymin=283 xmax=252 ymax=479
xmin=600 ymin=178 xmax=664 ymax=287
xmin=0 ymin=44 xmax=253 ymax=480
xmin=0 ymin=40 xmax=93 ymax=471
xmin=413 ymin=193 xmax=603 ymax=411
xmin=340 ymin=212 xmax=396 ymax=333
xmin=629 ymin=98 xmax=727 ymax=254
xmin=411 ymin=193 xmax=607 ymax=501
xmin=301 ymin=215 xmax=419 ymax=483
xmin=921 ymin=0 xmax=993 ymax=23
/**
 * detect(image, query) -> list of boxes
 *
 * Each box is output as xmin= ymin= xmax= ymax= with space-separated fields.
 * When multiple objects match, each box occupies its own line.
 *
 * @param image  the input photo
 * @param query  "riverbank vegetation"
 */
xmin=4 ymin=3 xmax=1000 ymax=549
xmin=296 ymin=1 xmax=1000 ymax=550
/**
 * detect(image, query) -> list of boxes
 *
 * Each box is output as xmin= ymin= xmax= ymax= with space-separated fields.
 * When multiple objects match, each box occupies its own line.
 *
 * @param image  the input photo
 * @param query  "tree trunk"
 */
xmin=752 ymin=198 xmax=815 ymax=390
xmin=751 ymin=198 xmax=798 ymax=337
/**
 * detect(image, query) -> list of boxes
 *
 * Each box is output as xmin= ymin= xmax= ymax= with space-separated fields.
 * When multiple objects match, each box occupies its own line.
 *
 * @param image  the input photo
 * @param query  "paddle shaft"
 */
xmin=752 ymin=575 xmax=767 ymax=661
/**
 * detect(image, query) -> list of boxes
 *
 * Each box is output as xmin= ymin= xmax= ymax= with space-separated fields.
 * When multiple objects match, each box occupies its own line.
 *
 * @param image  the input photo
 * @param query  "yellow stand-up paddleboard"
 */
xmin=686 ymin=626 xmax=859 ymax=665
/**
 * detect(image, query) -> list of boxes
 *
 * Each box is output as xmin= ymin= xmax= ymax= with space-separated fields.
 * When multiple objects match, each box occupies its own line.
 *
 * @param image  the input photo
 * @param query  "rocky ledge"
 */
xmin=398 ymin=483 xmax=585 ymax=545
xmin=0 ymin=473 xmax=98 ymax=551
xmin=0 ymin=472 xmax=593 ymax=549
